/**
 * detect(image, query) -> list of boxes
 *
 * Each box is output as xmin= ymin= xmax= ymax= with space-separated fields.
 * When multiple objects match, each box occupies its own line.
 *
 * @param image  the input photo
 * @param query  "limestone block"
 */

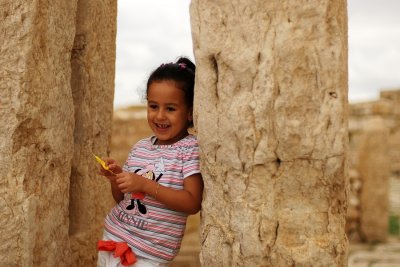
xmin=0 ymin=1 xmax=77 ymax=266
xmin=350 ymin=101 xmax=394 ymax=116
xmin=0 ymin=1 xmax=116 ymax=266
xmin=69 ymin=0 xmax=117 ymax=265
xmin=358 ymin=118 xmax=390 ymax=242
xmin=380 ymin=89 xmax=400 ymax=115
xmin=347 ymin=90 xmax=400 ymax=242
xmin=191 ymin=0 xmax=348 ymax=266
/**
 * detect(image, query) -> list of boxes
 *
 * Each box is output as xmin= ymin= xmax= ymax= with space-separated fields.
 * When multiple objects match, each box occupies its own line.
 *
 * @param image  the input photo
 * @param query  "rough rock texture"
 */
xmin=190 ymin=1 xmax=349 ymax=266
xmin=69 ymin=1 xmax=117 ymax=265
xmin=0 ymin=1 xmax=116 ymax=266
xmin=358 ymin=119 xmax=389 ymax=242
xmin=347 ymin=89 xmax=400 ymax=242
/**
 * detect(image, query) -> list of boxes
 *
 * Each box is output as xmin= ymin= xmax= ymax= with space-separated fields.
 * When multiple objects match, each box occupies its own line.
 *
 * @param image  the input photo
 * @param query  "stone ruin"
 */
xmin=1 ymin=1 xmax=116 ymax=266
xmin=111 ymin=90 xmax=400 ymax=266
xmin=1 ymin=1 xmax=349 ymax=266
xmin=191 ymin=0 xmax=348 ymax=266
xmin=346 ymin=89 xmax=400 ymax=243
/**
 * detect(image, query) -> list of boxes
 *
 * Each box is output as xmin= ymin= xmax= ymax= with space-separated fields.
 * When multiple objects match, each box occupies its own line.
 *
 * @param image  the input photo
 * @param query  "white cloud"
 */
xmin=114 ymin=0 xmax=400 ymax=108
xmin=114 ymin=0 xmax=193 ymax=108
xmin=348 ymin=0 xmax=400 ymax=102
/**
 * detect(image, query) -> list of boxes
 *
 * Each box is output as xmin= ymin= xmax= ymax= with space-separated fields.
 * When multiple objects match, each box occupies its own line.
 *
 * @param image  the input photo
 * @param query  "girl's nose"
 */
xmin=156 ymin=109 xmax=166 ymax=120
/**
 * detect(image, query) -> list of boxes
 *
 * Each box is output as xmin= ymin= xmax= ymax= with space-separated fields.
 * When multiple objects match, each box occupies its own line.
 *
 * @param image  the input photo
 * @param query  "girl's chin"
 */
xmin=154 ymin=129 xmax=170 ymax=137
xmin=154 ymin=132 xmax=171 ymax=141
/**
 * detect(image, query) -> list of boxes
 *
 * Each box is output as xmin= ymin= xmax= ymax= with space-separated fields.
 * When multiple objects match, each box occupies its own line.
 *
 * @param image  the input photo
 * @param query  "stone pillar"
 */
xmin=358 ymin=118 xmax=389 ymax=242
xmin=190 ymin=1 xmax=348 ymax=266
xmin=69 ymin=1 xmax=117 ymax=265
xmin=0 ymin=1 xmax=116 ymax=266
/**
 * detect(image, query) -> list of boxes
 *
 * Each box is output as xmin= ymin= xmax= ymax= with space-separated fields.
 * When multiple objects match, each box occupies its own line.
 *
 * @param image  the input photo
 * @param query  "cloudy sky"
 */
xmin=114 ymin=0 xmax=400 ymax=108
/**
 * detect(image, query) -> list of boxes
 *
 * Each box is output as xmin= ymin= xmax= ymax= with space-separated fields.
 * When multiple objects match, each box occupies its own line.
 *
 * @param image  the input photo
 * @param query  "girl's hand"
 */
xmin=98 ymin=158 xmax=123 ymax=182
xmin=115 ymin=172 xmax=145 ymax=193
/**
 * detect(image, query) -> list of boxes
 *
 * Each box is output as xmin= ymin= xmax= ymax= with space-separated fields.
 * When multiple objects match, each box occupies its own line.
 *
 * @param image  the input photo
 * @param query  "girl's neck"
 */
xmin=154 ymin=131 xmax=189 ymax=146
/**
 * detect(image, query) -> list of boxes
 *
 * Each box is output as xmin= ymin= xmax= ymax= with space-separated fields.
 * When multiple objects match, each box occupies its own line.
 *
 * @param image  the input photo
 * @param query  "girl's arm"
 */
xmin=148 ymin=173 xmax=204 ymax=214
xmin=116 ymin=172 xmax=204 ymax=214
xmin=109 ymin=180 xmax=124 ymax=203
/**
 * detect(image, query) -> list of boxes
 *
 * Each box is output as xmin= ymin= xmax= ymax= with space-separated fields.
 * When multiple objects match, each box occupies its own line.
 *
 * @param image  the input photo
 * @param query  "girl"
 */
xmin=97 ymin=57 xmax=203 ymax=267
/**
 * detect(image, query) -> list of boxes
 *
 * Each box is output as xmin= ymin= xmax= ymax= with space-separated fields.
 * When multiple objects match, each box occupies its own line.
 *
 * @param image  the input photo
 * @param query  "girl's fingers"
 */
xmin=106 ymin=159 xmax=118 ymax=168
xmin=116 ymin=173 xmax=125 ymax=179
xmin=118 ymin=182 xmax=127 ymax=192
xmin=116 ymin=175 xmax=125 ymax=184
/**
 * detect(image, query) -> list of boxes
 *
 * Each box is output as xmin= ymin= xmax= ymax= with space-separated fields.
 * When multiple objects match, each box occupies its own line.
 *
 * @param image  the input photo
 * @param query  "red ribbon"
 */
xmin=98 ymin=240 xmax=137 ymax=266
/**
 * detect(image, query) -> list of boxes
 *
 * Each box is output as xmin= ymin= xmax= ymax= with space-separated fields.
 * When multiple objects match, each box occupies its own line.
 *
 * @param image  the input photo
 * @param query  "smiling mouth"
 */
xmin=155 ymin=123 xmax=170 ymax=129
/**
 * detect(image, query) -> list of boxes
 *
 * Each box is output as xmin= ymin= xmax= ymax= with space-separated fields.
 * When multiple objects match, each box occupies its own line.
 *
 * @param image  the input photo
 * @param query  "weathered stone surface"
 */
xmin=0 ymin=2 xmax=77 ymax=266
xmin=69 ymin=1 xmax=117 ymax=265
xmin=191 ymin=0 xmax=348 ymax=266
xmin=347 ymin=89 xmax=400 ymax=243
xmin=358 ymin=118 xmax=389 ymax=242
xmin=0 ymin=1 xmax=116 ymax=266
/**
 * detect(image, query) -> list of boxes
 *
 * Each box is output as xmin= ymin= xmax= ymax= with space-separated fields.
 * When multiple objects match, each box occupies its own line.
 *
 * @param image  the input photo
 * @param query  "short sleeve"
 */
xmin=122 ymin=143 xmax=138 ymax=172
xmin=181 ymin=140 xmax=201 ymax=179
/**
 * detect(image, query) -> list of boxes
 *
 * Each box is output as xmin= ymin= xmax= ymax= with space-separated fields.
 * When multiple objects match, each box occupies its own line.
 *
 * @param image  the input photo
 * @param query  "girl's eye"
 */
xmin=149 ymin=104 xmax=158 ymax=109
xmin=167 ymin=107 xmax=176 ymax=112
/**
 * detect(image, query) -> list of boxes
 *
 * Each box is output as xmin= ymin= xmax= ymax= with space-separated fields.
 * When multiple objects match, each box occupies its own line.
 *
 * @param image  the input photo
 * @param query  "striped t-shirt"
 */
xmin=103 ymin=134 xmax=201 ymax=263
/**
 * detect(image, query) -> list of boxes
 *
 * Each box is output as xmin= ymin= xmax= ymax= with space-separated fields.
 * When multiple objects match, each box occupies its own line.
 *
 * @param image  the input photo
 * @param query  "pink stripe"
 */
xmin=104 ymin=135 xmax=200 ymax=261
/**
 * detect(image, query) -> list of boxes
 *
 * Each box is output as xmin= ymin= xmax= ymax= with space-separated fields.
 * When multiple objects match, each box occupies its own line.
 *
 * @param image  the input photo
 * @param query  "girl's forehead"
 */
xmin=148 ymin=81 xmax=186 ymax=103
xmin=149 ymin=80 xmax=179 ymax=88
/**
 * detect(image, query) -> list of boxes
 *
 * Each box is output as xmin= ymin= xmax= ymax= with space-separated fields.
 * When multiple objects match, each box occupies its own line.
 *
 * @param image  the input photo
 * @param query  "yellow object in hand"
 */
xmin=93 ymin=154 xmax=116 ymax=175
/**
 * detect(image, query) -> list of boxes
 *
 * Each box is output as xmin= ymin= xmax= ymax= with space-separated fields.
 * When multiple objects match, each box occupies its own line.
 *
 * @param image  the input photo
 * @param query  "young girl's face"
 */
xmin=147 ymin=81 xmax=192 ymax=145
